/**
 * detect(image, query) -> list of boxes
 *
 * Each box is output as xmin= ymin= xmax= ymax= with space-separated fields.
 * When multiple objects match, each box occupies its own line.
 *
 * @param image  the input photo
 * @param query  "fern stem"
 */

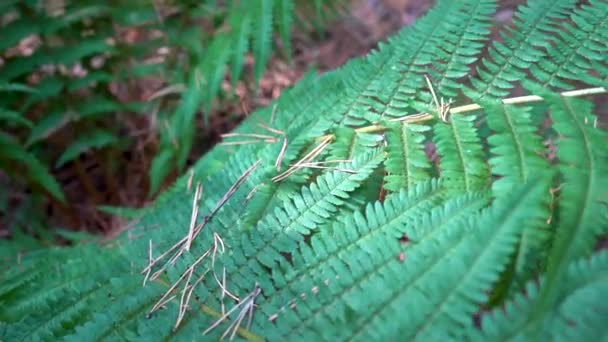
xmin=357 ymin=87 xmax=606 ymax=133
xmin=451 ymin=87 xmax=607 ymax=114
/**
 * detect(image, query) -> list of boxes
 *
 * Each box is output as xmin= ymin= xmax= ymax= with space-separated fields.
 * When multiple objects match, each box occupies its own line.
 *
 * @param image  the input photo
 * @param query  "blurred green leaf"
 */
xmin=0 ymin=108 xmax=33 ymax=128
xmin=148 ymin=148 xmax=174 ymax=196
xmin=67 ymin=71 xmax=113 ymax=92
xmin=55 ymin=130 xmax=120 ymax=167
xmin=26 ymin=111 xmax=73 ymax=146
xmin=0 ymin=133 xmax=65 ymax=202
xmin=0 ymin=83 xmax=38 ymax=93
xmin=97 ymin=205 xmax=142 ymax=220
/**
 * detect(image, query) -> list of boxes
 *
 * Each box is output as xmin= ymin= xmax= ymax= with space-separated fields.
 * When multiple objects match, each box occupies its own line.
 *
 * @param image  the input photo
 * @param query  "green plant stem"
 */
xmin=354 ymin=86 xmax=607 ymax=134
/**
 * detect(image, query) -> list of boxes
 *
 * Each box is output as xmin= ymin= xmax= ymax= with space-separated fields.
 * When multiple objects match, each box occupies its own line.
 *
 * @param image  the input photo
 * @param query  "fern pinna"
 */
xmin=1 ymin=0 xmax=607 ymax=340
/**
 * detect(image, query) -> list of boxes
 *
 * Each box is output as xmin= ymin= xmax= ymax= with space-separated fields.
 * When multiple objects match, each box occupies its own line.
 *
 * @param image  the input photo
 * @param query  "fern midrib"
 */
xmin=496 ymin=104 xmax=529 ymax=184
xmin=450 ymin=119 xmax=475 ymax=192
xmin=401 ymin=125 xmax=416 ymax=189
xmin=346 ymin=132 xmax=358 ymax=160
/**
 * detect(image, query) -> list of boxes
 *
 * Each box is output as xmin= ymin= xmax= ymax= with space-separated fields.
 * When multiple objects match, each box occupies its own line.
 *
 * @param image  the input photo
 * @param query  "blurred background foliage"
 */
xmin=0 ymin=0 xmax=434 ymax=244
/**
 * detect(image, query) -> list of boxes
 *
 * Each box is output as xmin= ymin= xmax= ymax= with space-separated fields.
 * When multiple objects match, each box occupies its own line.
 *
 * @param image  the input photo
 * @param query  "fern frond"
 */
xmin=2 ymin=1 xmax=607 ymax=340
xmin=531 ymin=88 xmax=608 ymax=314
xmin=233 ymin=150 xmax=384 ymax=271
xmin=229 ymin=9 xmax=252 ymax=88
xmin=251 ymin=0 xmax=274 ymax=86
xmin=470 ymin=251 xmax=608 ymax=341
xmin=430 ymin=0 xmax=496 ymax=99
xmin=275 ymin=0 xmax=295 ymax=61
xmin=529 ymin=0 xmax=608 ymax=89
xmin=200 ymin=34 xmax=232 ymax=115
xmin=55 ymin=130 xmax=119 ymax=167
xmin=351 ymin=0 xmax=465 ymax=124
xmin=482 ymin=101 xmax=549 ymax=196
xmin=467 ymin=0 xmax=577 ymax=100
xmin=349 ymin=178 xmax=549 ymax=341
xmin=256 ymin=180 xmax=460 ymax=340
xmin=0 ymin=133 xmax=65 ymax=202
xmin=433 ymin=113 xmax=489 ymax=192
xmin=384 ymin=122 xmax=431 ymax=191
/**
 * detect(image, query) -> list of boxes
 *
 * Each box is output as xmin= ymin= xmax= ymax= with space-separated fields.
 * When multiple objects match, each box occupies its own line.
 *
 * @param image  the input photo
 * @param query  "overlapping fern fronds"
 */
xmin=1 ymin=0 xmax=608 ymax=340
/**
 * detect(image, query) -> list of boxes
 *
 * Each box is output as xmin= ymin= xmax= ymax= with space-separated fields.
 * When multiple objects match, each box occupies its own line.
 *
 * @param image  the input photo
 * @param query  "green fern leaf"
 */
xmin=384 ymin=122 xmax=431 ymax=191
xmin=55 ymin=130 xmax=119 ymax=167
xmin=529 ymin=0 xmax=608 ymax=89
xmin=434 ymin=113 xmax=489 ymax=192
xmin=0 ymin=108 xmax=33 ymax=128
xmin=229 ymin=9 xmax=252 ymax=88
xmin=466 ymin=0 xmax=577 ymax=100
xmin=0 ymin=133 xmax=65 ymax=202
xmin=531 ymin=87 xmax=608 ymax=315
xmin=469 ymin=251 xmax=608 ymax=340
xmin=275 ymin=0 xmax=295 ymax=61
xmin=251 ymin=0 xmax=274 ymax=86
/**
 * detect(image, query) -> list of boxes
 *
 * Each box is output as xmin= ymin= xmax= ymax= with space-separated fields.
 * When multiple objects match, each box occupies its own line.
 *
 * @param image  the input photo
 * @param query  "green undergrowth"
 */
xmin=0 ymin=0 xmax=346 ymax=235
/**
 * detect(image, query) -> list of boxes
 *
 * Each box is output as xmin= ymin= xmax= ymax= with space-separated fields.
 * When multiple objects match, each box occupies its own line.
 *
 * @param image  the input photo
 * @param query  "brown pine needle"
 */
xmin=296 ymin=164 xmax=357 ymax=173
xmin=203 ymin=160 xmax=261 ymax=229
xmin=143 ymin=239 xmax=153 ymax=286
xmin=186 ymin=170 xmax=194 ymax=192
xmin=272 ymin=135 xmax=332 ymax=182
xmin=204 ymin=285 xmax=261 ymax=340
xmin=256 ymin=122 xmax=284 ymax=136
xmin=245 ymin=184 xmax=263 ymax=200
xmin=275 ymin=136 xmax=288 ymax=171
xmin=210 ymin=233 xmax=236 ymax=302
xmin=143 ymin=160 xmax=260 ymax=282
xmin=150 ymin=248 xmax=212 ymax=314
xmin=147 ymin=83 xmax=185 ymax=101
xmin=141 ymin=236 xmax=188 ymax=275
xmin=185 ymin=183 xmax=203 ymax=252
xmin=221 ymin=133 xmax=276 ymax=140
xmin=175 ymin=267 xmax=195 ymax=328
xmin=219 ymin=139 xmax=276 ymax=146
xmin=425 ymin=75 xmax=440 ymax=113
xmin=388 ymin=112 xmax=433 ymax=123
xmin=269 ymin=104 xmax=278 ymax=124
xmin=300 ymin=159 xmax=352 ymax=165
xmin=176 ymin=269 xmax=209 ymax=327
